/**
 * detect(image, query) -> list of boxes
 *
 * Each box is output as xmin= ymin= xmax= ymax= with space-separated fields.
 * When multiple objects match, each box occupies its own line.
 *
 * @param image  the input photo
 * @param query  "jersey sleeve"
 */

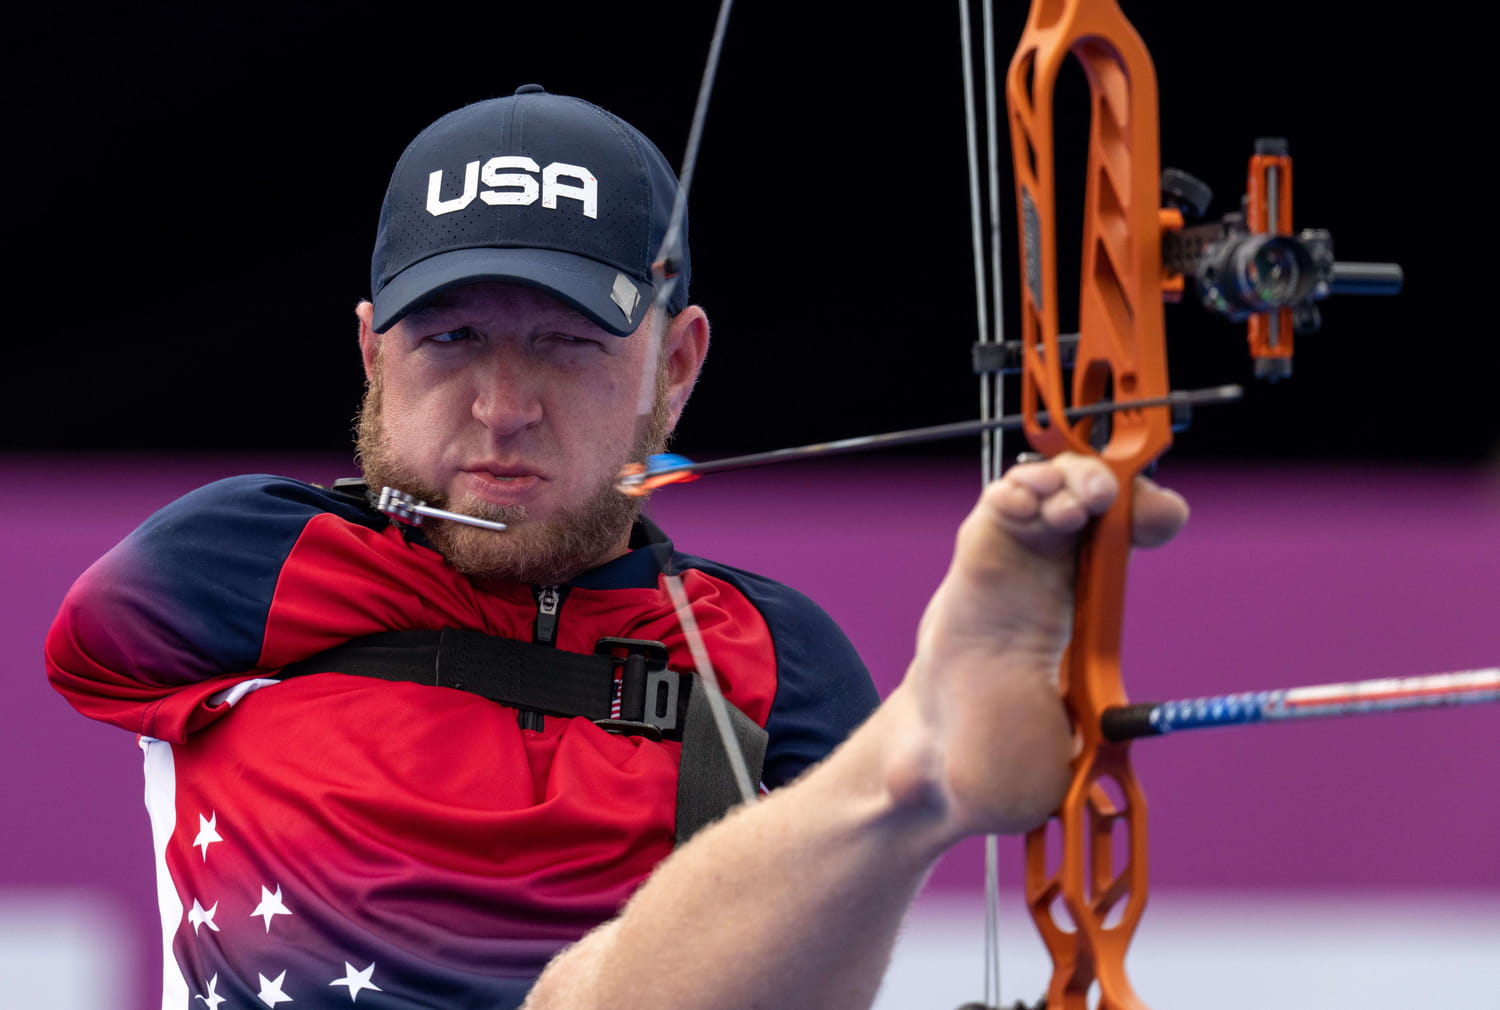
xmin=44 ymin=475 xmax=381 ymax=741
xmin=674 ymin=556 xmax=881 ymax=788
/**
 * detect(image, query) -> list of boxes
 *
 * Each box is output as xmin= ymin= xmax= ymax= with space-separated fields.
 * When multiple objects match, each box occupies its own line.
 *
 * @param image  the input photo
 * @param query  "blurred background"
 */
xmin=5 ymin=3 xmax=1496 ymax=1008
xmin=7 ymin=2 xmax=1494 ymax=463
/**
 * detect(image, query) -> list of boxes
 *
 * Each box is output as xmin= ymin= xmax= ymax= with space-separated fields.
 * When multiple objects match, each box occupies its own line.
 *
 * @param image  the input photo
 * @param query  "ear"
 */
xmin=660 ymin=306 xmax=711 ymax=429
xmin=355 ymin=301 xmax=381 ymax=380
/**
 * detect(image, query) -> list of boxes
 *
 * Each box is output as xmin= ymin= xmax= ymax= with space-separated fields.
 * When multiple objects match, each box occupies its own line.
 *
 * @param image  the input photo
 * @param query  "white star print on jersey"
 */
xmin=188 ymin=898 xmax=220 ymax=934
xmin=250 ymin=884 xmax=293 ymax=932
xmin=330 ymin=961 xmax=383 ymax=1001
xmin=192 ymin=811 xmax=223 ymax=860
xmin=258 ymin=969 xmax=293 ymax=1007
xmin=194 ymin=972 xmax=227 ymax=1010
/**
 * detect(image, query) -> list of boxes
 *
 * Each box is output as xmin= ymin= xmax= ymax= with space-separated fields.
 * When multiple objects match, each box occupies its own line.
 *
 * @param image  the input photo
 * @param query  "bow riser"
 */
xmin=1007 ymin=1 xmax=1172 ymax=1007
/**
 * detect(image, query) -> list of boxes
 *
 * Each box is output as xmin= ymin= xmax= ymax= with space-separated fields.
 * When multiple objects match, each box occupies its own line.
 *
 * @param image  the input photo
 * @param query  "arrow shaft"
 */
xmin=673 ymin=384 xmax=1242 ymax=479
xmin=1102 ymin=668 xmax=1500 ymax=741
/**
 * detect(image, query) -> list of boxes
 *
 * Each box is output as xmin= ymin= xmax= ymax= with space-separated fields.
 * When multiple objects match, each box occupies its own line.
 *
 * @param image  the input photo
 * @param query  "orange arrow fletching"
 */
xmin=614 ymin=454 xmax=701 ymax=497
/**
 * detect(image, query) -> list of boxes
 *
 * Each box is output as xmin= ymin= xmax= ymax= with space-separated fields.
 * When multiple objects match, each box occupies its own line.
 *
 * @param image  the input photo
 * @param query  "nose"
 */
xmin=469 ymin=347 xmax=544 ymax=436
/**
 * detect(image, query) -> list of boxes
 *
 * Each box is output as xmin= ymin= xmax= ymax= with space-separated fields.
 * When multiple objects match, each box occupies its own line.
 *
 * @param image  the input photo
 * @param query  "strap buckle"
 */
xmin=593 ymin=638 xmax=682 ymax=739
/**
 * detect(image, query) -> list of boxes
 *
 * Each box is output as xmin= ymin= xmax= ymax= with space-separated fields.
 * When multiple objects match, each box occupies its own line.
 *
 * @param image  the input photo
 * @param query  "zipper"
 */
xmin=520 ymin=585 xmax=566 ymax=731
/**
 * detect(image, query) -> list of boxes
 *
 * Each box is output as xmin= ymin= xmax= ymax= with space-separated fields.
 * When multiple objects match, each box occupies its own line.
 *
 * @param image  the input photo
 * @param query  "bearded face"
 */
xmin=355 ymin=320 xmax=675 ymax=587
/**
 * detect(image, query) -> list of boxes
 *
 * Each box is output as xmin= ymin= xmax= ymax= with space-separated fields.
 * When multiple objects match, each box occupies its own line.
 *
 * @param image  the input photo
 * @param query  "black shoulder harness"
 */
xmin=278 ymin=628 xmax=767 ymax=845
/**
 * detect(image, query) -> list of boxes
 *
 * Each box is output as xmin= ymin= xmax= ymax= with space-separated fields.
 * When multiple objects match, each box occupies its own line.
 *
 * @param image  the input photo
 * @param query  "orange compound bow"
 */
xmin=999 ymin=1 xmax=1402 ymax=1008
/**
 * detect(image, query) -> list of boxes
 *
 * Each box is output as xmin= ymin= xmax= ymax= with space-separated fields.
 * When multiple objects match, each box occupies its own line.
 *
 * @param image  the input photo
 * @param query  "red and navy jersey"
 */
xmin=46 ymin=475 xmax=878 ymax=1009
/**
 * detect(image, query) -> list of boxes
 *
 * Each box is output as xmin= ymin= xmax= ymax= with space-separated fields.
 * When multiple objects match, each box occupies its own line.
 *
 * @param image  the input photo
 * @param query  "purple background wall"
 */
xmin=8 ymin=454 xmax=1497 ymax=1007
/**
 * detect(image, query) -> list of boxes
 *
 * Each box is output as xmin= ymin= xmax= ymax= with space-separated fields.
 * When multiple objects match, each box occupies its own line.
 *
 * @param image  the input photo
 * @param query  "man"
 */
xmin=47 ymin=87 xmax=1186 ymax=1009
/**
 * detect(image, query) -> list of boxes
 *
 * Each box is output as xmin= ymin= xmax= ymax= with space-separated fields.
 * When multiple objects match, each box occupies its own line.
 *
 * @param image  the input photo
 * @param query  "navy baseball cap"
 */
xmin=370 ymin=85 xmax=690 ymax=336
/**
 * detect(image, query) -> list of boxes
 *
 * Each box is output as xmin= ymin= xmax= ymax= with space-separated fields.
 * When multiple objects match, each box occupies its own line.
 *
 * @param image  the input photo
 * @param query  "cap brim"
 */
xmin=371 ymin=248 xmax=654 ymax=336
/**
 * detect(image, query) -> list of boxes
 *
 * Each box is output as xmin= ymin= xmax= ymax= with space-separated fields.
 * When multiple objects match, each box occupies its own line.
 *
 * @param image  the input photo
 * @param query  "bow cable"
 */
xmin=981 ymin=0 xmax=1007 ymax=484
xmin=959 ymin=0 xmax=1010 ymax=1002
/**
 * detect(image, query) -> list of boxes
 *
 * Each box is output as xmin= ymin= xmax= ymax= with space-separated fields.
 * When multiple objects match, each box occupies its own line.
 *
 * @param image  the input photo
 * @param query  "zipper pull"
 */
xmin=534 ymin=584 xmax=564 ymax=646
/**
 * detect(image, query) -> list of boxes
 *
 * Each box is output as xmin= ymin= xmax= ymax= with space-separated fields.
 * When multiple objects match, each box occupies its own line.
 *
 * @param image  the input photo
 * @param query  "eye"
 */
xmin=540 ymin=331 xmax=607 ymax=352
xmin=426 ymin=326 xmax=478 ymax=345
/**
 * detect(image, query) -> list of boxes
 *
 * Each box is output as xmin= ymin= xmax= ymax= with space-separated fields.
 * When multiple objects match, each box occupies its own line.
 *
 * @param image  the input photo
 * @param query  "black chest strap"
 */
xmin=277 ymin=629 xmax=767 ymax=844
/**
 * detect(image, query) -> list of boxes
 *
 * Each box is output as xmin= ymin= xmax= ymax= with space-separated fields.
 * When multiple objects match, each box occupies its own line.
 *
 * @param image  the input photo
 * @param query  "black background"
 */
xmin=6 ymin=3 xmax=1490 ymax=465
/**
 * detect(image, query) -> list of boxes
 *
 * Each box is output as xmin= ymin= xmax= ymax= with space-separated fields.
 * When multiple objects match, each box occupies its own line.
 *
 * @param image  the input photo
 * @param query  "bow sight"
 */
xmin=1161 ymin=137 xmax=1403 ymax=380
xmin=976 ymin=138 xmax=1405 ymax=392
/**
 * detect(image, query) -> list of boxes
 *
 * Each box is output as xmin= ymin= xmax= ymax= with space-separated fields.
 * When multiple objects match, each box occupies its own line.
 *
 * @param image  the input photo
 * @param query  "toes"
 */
xmin=1129 ymin=478 xmax=1190 ymax=547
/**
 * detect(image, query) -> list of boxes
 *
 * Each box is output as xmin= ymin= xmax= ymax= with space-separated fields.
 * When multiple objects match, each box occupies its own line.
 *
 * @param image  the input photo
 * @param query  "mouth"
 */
xmin=460 ymin=467 xmax=543 ymax=506
xmin=463 ymin=461 xmax=543 ymax=480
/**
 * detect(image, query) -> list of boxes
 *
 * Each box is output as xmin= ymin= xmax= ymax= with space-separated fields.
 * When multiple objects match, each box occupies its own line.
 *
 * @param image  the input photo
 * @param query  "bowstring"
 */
xmin=632 ymin=0 xmax=757 ymax=807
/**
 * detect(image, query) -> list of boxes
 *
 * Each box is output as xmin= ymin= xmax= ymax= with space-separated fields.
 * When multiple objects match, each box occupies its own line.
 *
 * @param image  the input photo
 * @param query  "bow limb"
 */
xmin=1007 ymin=1 xmax=1171 ymax=1007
